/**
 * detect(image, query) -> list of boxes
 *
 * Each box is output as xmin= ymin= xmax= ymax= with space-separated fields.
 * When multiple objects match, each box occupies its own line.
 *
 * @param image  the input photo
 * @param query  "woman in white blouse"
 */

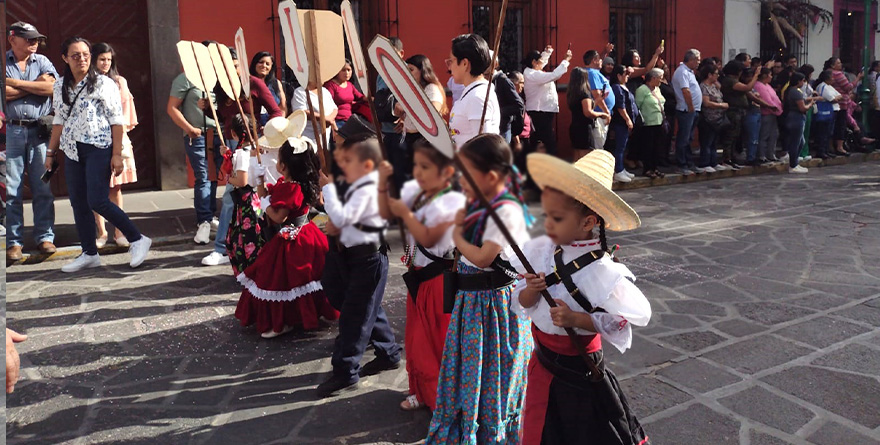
xmin=523 ymin=45 xmax=572 ymax=157
xmin=45 ymin=37 xmax=150 ymax=273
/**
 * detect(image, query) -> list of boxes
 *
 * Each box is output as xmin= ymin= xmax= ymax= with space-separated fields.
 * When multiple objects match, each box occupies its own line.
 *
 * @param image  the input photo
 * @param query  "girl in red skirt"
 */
xmin=377 ymin=138 xmax=465 ymax=411
xmin=235 ymin=136 xmax=339 ymax=338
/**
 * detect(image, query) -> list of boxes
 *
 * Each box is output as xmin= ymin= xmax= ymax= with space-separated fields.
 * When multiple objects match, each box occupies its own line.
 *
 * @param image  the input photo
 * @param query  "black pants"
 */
xmin=384 ymin=131 xmax=407 ymax=191
xmin=636 ymin=125 xmax=666 ymax=172
xmin=323 ymin=250 xmax=401 ymax=383
xmin=530 ymin=111 xmax=558 ymax=157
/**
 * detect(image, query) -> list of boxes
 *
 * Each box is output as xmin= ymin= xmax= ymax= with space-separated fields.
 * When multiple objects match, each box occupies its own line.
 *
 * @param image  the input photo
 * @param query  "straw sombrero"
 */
xmin=258 ymin=110 xmax=308 ymax=149
xmin=527 ymin=151 xmax=640 ymax=232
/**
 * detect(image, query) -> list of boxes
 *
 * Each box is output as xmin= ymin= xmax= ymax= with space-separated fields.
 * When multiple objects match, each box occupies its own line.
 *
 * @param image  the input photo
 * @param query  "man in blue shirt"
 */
xmin=584 ymin=50 xmax=614 ymax=147
xmin=5 ymin=22 xmax=57 ymax=261
xmin=671 ymin=49 xmax=703 ymax=175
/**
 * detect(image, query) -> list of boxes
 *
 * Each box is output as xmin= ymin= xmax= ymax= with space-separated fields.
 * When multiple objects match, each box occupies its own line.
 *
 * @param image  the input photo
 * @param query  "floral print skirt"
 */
xmin=425 ymin=263 xmax=533 ymax=445
xmin=226 ymin=186 xmax=265 ymax=276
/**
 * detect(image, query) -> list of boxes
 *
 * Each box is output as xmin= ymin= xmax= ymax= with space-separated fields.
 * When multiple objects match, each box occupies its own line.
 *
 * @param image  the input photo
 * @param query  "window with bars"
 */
xmin=470 ymin=0 xmax=556 ymax=74
xmin=608 ymin=0 xmax=674 ymax=64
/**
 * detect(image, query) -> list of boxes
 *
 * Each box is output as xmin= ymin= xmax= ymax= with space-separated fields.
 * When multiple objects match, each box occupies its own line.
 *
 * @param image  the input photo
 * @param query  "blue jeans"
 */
xmin=500 ymin=129 xmax=512 ymax=144
xmin=697 ymin=118 xmax=719 ymax=168
xmin=213 ymin=139 xmax=238 ymax=254
xmin=66 ymin=143 xmax=142 ymax=255
xmin=785 ymin=113 xmax=807 ymax=168
xmin=744 ymin=108 xmax=762 ymax=162
xmin=184 ymin=134 xmax=224 ymax=224
xmin=5 ymin=124 xmax=55 ymax=247
xmin=611 ymin=123 xmax=630 ymax=173
xmin=675 ymin=111 xmax=698 ymax=168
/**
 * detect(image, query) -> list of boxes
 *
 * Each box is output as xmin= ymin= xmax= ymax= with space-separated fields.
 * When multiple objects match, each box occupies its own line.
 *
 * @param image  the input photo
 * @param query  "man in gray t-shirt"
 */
xmin=167 ymin=63 xmax=224 ymax=246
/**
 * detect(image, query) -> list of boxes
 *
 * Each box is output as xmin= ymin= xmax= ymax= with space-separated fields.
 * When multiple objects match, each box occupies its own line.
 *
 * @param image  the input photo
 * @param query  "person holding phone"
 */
xmin=46 ymin=37 xmax=151 ymax=273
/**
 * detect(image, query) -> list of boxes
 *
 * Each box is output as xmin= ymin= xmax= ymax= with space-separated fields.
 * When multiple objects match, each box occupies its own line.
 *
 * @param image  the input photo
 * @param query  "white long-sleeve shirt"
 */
xmin=321 ymin=171 xmax=385 ymax=248
xmin=523 ymin=60 xmax=570 ymax=113
xmin=509 ymin=235 xmax=651 ymax=353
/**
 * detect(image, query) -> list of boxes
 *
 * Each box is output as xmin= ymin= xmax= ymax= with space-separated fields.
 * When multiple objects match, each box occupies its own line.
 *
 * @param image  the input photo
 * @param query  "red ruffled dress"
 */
xmin=234 ymin=180 xmax=339 ymax=333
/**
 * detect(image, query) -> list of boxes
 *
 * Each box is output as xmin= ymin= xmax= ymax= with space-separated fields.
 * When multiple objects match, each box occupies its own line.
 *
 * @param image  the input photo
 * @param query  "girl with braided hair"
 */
xmin=511 ymin=150 xmax=652 ymax=444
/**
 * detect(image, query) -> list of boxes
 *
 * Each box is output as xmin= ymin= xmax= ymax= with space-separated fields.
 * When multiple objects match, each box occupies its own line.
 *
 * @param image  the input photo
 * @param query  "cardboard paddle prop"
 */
xmin=341 ymin=0 xmax=388 ymax=158
xmin=278 ymin=0 xmax=324 ymax=168
xmin=177 ymin=40 xmax=226 ymax=180
xmin=368 ymin=34 xmax=609 ymax=385
xmin=278 ymin=0 xmax=345 ymax=173
xmin=209 ymin=42 xmax=261 ymax=164
xmin=231 ymin=29 xmax=266 ymax=163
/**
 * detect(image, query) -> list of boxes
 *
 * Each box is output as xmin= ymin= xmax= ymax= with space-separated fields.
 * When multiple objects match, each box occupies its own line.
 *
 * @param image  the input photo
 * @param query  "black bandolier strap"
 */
xmin=544 ymin=247 xmax=607 ymax=314
xmin=340 ymin=180 xmax=389 ymax=254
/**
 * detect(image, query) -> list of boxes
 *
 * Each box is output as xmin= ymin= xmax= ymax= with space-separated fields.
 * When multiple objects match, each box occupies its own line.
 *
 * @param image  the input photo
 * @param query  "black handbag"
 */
xmin=37 ymin=115 xmax=54 ymax=140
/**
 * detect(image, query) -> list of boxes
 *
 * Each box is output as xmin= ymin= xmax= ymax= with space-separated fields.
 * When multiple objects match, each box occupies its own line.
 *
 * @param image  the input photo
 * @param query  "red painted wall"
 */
xmin=674 ymin=0 xmax=724 ymax=65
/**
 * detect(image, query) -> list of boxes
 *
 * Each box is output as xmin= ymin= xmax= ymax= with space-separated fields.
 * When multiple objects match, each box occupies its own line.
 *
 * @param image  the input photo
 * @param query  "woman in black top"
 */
xmin=566 ymin=67 xmax=610 ymax=160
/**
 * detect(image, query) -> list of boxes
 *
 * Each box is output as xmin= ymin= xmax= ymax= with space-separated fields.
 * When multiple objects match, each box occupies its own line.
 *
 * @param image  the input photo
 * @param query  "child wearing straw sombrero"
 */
xmin=510 ymin=150 xmax=652 ymax=445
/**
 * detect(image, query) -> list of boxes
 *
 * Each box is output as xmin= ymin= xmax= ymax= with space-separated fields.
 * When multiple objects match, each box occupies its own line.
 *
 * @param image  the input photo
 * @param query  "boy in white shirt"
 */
xmin=317 ymin=133 xmax=402 ymax=397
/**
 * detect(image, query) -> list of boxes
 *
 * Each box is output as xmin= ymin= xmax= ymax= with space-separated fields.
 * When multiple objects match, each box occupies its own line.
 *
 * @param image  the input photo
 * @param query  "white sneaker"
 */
xmin=713 ymin=164 xmax=730 ymax=171
xmin=613 ymin=171 xmax=633 ymax=183
xmin=211 ymin=217 xmax=220 ymax=232
xmin=789 ymin=165 xmax=809 ymax=174
xmin=194 ymin=221 xmax=211 ymax=244
xmin=62 ymin=253 xmax=101 ymax=273
xmin=201 ymin=251 xmax=231 ymax=266
xmin=623 ymin=170 xmax=635 ymax=179
xmin=695 ymin=166 xmax=716 ymax=174
xmin=803 ymin=155 xmax=812 ymax=161
xmin=779 ymin=153 xmax=790 ymax=164
xmin=129 ymin=235 xmax=152 ymax=268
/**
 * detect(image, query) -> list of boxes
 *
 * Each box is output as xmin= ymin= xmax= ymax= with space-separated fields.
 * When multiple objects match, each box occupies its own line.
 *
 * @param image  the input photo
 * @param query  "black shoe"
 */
xmin=359 ymin=356 xmax=401 ymax=377
xmin=316 ymin=375 xmax=360 ymax=398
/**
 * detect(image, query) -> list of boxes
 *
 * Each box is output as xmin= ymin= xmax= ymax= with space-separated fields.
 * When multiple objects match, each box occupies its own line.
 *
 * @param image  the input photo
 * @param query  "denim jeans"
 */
xmin=384 ymin=132 xmax=407 ymax=191
xmin=611 ymin=123 xmax=630 ymax=173
xmin=6 ymin=124 xmax=55 ymax=247
xmin=500 ymin=128 xmax=512 ymax=144
xmin=697 ymin=118 xmax=719 ymax=168
xmin=184 ymin=134 xmax=224 ymax=224
xmin=744 ymin=108 xmax=762 ymax=162
xmin=66 ymin=142 xmax=142 ymax=255
xmin=758 ymin=115 xmax=779 ymax=160
xmin=213 ymin=139 xmax=238 ymax=255
xmin=785 ymin=113 xmax=807 ymax=168
xmin=675 ymin=110 xmax=698 ymax=168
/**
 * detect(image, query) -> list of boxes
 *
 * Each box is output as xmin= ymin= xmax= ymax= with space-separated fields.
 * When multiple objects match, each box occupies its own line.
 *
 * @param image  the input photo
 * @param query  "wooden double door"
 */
xmin=7 ymin=0 xmax=156 ymax=195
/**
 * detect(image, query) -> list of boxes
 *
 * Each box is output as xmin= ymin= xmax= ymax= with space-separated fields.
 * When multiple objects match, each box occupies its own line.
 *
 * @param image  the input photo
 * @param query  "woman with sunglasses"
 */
xmin=45 ymin=37 xmax=151 ymax=273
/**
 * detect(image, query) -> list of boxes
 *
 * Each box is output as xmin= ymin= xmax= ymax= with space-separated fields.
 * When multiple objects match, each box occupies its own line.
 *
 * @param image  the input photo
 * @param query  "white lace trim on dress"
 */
xmin=236 ymin=274 xmax=323 ymax=302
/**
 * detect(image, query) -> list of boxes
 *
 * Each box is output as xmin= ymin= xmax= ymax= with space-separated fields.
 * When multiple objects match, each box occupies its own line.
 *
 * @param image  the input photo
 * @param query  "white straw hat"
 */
xmin=258 ymin=110 xmax=308 ymax=149
xmin=527 ymin=151 xmax=640 ymax=232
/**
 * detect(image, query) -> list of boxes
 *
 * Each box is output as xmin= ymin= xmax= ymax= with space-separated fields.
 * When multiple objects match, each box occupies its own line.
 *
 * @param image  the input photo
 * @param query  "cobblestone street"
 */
xmin=6 ymin=162 xmax=880 ymax=444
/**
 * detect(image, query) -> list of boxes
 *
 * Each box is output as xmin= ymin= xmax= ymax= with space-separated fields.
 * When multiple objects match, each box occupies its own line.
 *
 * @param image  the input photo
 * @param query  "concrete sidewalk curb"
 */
xmin=6 ymin=234 xmax=195 ymax=266
xmin=612 ymin=151 xmax=880 ymax=191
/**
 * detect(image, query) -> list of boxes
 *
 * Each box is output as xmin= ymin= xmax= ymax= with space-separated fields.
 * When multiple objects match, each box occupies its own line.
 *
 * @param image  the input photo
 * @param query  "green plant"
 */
xmin=762 ymin=0 xmax=834 ymax=48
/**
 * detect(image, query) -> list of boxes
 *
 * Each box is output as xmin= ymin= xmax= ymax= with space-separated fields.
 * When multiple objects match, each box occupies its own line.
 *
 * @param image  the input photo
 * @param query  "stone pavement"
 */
xmin=5 ymin=162 xmax=880 ymax=444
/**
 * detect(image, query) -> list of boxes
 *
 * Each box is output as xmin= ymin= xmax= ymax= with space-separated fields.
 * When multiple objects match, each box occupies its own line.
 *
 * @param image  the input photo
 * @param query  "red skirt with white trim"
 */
xmin=234 ymin=222 xmax=339 ymax=333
